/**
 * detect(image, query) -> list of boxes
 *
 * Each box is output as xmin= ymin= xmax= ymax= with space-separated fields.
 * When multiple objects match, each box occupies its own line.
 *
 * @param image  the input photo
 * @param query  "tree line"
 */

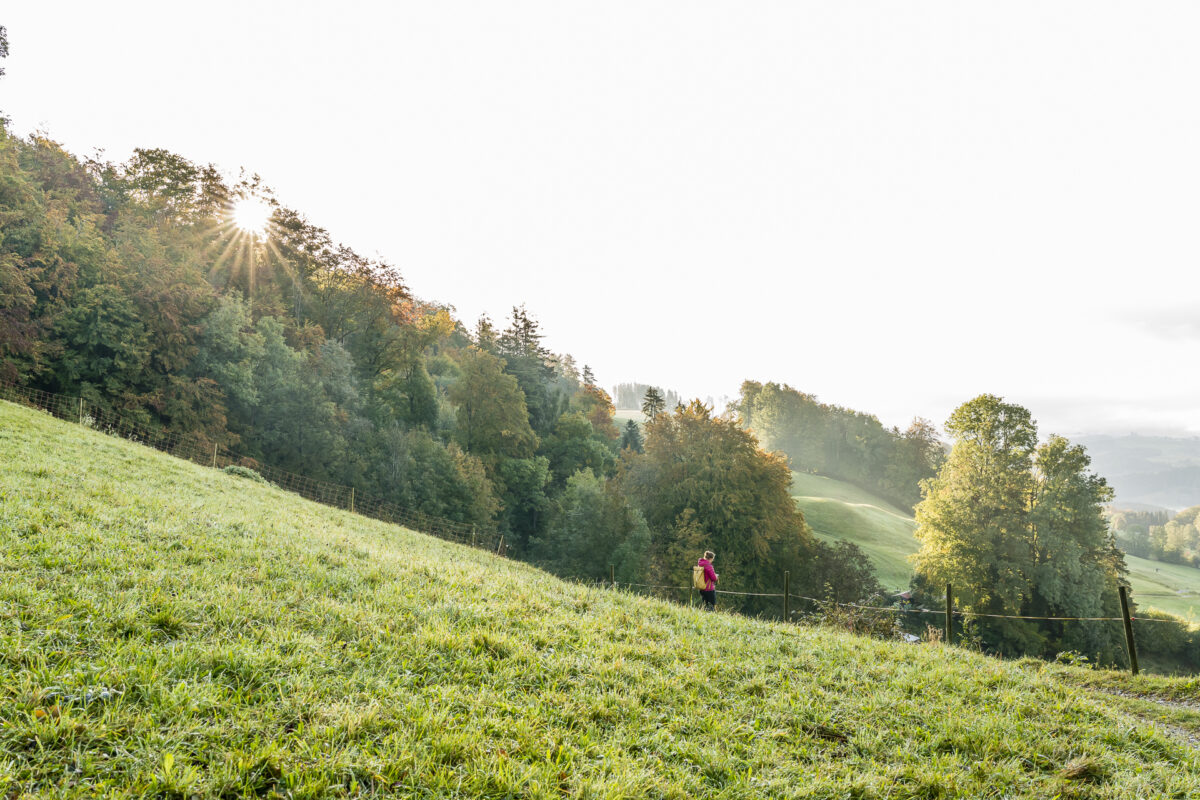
xmin=612 ymin=382 xmax=680 ymax=411
xmin=734 ymin=381 xmax=946 ymax=510
xmin=1110 ymin=508 xmax=1200 ymax=567
xmin=0 ymin=125 xmax=879 ymax=612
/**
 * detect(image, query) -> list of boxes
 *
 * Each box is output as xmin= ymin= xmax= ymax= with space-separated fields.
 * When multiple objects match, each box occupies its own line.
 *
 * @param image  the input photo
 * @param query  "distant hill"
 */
xmin=1075 ymin=434 xmax=1200 ymax=510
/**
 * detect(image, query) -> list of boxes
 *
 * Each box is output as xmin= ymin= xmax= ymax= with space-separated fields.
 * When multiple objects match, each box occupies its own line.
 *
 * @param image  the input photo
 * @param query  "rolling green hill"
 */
xmin=1124 ymin=555 xmax=1200 ymax=622
xmin=3 ymin=399 xmax=1200 ymax=798
xmin=791 ymin=472 xmax=1200 ymax=619
xmin=790 ymin=472 xmax=919 ymax=591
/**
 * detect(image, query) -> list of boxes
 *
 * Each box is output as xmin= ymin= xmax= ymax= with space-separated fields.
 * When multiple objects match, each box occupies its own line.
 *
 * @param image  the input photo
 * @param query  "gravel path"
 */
xmin=1101 ymin=689 xmax=1200 ymax=750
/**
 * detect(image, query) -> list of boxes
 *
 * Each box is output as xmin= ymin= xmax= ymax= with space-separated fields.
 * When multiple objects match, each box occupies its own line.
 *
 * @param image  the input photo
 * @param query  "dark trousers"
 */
xmin=700 ymin=589 xmax=716 ymax=610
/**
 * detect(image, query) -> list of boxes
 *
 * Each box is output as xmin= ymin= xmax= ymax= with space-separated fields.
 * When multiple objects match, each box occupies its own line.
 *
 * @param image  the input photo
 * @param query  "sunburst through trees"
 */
xmin=208 ymin=192 xmax=292 ymax=303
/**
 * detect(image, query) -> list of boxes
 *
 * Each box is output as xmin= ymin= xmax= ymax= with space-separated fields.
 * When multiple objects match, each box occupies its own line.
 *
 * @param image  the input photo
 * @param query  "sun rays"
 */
xmin=232 ymin=196 xmax=272 ymax=236
xmin=206 ymin=193 xmax=291 ymax=302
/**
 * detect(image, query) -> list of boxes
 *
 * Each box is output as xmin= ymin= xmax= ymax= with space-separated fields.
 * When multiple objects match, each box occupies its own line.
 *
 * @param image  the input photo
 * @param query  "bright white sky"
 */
xmin=4 ymin=2 xmax=1199 ymax=437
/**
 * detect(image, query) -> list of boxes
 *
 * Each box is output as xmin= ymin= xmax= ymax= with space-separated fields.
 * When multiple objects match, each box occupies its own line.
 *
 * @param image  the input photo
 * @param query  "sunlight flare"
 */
xmin=232 ymin=196 xmax=273 ymax=236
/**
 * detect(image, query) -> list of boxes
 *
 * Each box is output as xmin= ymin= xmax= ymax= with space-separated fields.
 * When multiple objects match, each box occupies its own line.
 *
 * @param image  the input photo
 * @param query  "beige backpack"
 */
xmin=692 ymin=564 xmax=708 ymax=590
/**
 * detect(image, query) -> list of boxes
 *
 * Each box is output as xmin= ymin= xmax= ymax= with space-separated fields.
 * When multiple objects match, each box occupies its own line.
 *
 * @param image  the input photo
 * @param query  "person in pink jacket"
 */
xmin=697 ymin=551 xmax=718 ymax=610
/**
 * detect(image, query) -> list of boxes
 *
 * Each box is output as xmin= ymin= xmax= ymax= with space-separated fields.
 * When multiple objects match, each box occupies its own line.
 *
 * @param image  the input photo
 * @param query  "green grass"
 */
xmin=1123 ymin=556 xmax=1200 ymax=622
xmin=3 ymin=400 xmax=1200 ymax=798
xmin=791 ymin=473 xmax=1200 ymax=615
xmin=790 ymin=473 xmax=919 ymax=591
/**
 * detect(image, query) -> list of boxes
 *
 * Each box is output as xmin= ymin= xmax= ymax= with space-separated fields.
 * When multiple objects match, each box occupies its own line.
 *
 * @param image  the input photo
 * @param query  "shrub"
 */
xmin=223 ymin=465 xmax=268 ymax=484
xmin=806 ymin=593 xmax=904 ymax=640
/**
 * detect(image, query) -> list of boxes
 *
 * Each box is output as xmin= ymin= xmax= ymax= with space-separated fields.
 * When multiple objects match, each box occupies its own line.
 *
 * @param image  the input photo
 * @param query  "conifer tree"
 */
xmin=641 ymin=387 xmax=665 ymax=418
xmin=620 ymin=419 xmax=643 ymax=453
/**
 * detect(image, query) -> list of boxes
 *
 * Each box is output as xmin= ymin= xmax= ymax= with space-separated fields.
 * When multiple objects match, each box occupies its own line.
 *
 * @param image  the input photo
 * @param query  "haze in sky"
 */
xmin=4 ymin=2 xmax=1198 ymax=437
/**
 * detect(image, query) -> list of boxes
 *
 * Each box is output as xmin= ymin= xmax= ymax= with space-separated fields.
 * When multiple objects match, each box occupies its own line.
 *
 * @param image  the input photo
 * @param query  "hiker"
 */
xmin=696 ymin=550 xmax=718 ymax=611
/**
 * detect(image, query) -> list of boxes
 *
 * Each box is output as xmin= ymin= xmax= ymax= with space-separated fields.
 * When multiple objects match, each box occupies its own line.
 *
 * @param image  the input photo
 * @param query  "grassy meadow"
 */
xmin=2 ymin=399 xmax=1200 ymax=798
xmin=790 ymin=472 xmax=919 ymax=591
xmin=1124 ymin=556 xmax=1200 ymax=622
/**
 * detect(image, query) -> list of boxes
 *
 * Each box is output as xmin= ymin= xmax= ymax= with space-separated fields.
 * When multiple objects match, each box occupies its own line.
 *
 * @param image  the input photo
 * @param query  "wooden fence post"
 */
xmin=1119 ymin=585 xmax=1140 ymax=676
xmin=471 ymin=526 xmax=477 ymax=548
xmin=783 ymin=570 xmax=790 ymax=622
xmin=945 ymin=584 xmax=953 ymax=645
xmin=349 ymin=487 xmax=355 ymax=514
xmin=609 ymin=563 xmax=615 ymax=589
xmin=496 ymin=534 xmax=504 ymax=556
xmin=212 ymin=443 xmax=218 ymax=468
xmin=78 ymin=397 xmax=84 ymax=424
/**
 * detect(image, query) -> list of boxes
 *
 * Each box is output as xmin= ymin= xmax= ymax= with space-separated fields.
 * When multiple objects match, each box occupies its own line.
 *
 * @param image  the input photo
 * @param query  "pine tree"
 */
xmin=641 ymin=387 xmax=665 ymax=418
xmin=620 ymin=419 xmax=643 ymax=453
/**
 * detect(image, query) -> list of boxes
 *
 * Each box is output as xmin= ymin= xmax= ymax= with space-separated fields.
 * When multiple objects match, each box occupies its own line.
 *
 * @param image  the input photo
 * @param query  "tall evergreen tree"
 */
xmin=641 ymin=387 xmax=665 ymax=419
xmin=620 ymin=419 xmax=643 ymax=453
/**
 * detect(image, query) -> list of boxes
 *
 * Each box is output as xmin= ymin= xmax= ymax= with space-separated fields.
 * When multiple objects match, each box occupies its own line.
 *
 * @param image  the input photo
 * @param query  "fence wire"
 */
xmin=620 ymin=582 xmax=1183 ymax=624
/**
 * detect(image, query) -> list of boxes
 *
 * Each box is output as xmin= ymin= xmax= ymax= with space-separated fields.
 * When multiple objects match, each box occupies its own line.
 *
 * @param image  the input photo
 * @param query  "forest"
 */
xmin=0 ymin=126 xmax=879 ymax=613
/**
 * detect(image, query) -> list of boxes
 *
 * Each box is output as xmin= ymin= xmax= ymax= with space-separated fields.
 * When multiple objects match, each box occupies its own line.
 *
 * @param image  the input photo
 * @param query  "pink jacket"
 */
xmin=697 ymin=558 xmax=717 ymax=592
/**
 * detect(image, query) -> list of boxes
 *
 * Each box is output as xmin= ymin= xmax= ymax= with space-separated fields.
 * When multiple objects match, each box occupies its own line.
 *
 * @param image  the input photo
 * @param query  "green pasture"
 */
xmin=1124 ymin=555 xmax=1200 ymax=622
xmin=790 ymin=472 xmax=919 ymax=591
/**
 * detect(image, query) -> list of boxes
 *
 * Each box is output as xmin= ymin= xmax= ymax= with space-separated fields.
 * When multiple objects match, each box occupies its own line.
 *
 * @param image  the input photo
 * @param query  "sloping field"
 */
xmin=1124 ymin=555 xmax=1200 ymax=622
xmin=790 ymin=472 xmax=919 ymax=591
xmin=2 ymin=400 xmax=1199 ymax=798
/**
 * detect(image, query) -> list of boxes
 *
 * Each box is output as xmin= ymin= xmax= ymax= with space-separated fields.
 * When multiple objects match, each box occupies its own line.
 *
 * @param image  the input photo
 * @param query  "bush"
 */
xmin=223 ymin=465 xmax=268 ymax=484
xmin=806 ymin=593 xmax=904 ymax=640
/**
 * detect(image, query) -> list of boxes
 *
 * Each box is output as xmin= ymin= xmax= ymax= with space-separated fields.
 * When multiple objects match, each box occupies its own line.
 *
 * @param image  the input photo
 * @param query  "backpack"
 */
xmin=692 ymin=564 xmax=708 ymax=590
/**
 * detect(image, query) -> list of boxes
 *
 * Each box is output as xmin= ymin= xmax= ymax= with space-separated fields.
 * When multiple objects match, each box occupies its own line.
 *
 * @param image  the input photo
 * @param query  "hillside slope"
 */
xmin=2 ymin=400 xmax=1198 ymax=798
xmin=790 ymin=472 xmax=919 ymax=591
xmin=791 ymin=472 xmax=1200 ymax=619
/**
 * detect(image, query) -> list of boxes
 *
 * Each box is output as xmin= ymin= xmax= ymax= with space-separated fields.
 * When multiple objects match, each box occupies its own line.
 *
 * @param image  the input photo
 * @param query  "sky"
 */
xmin=4 ymin=2 xmax=1199 ymax=437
